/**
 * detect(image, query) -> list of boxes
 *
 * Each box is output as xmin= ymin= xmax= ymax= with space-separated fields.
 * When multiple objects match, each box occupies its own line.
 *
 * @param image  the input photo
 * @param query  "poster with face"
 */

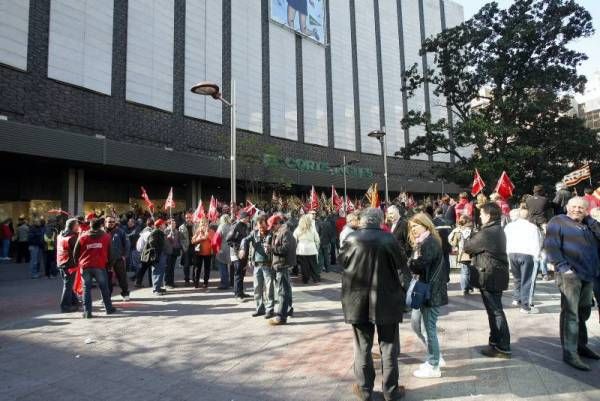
xmin=271 ymin=0 xmax=326 ymax=44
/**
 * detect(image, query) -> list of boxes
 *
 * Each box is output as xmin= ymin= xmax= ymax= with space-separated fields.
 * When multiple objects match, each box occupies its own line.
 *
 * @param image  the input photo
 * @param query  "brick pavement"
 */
xmin=0 ymin=261 xmax=599 ymax=401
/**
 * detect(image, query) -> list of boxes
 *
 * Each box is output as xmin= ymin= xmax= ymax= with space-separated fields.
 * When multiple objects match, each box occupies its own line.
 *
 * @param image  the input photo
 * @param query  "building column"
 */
xmin=187 ymin=179 xmax=202 ymax=210
xmin=65 ymin=168 xmax=85 ymax=215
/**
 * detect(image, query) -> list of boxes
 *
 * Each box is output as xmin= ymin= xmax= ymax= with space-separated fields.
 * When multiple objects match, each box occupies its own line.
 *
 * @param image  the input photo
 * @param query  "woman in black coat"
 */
xmin=408 ymin=213 xmax=448 ymax=379
xmin=464 ymin=202 xmax=511 ymax=358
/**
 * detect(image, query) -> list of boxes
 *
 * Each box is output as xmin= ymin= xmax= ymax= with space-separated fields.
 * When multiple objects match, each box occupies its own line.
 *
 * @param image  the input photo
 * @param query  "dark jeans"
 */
xmin=82 ymin=268 xmax=113 ymax=313
xmin=108 ymin=258 xmax=129 ymax=297
xmin=442 ymin=252 xmax=450 ymax=283
xmin=194 ymin=254 xmax=211 ymax=286
xmin=352 ymin=323 xmax=402 ymax=401
xmin=44 ymin=250 xmax=57 ymax=277
xmin=135 ymin=261 xmax=153 ymax=286
xmin=232 ymin=259 xmax=247 ymax=297
xmin=318 ymin=244 xmax=330 ymax=272
xmin=229 ymin=263 xmax=235 ymax=287
xmin=509 ymin=253 xmax=535 ymax=307
xmin=556 ymin=271 xmax=593 ymax=357
xmin=297 ymin=254 xmax=320 ymax=283
xmin=16 ymin=241 xmax=29 ymax=263
xmin=480 ymin=289 xmax=511 ymax=352
xmin=182 ymin=247 xmax=195 ymax=282
xmin=59 ymin=269 xmax=78 ymax=310
xmin=274 ymin=267 xmax=292 ymax=320
xmin=165 ymin=251 xmax=180 ymax=286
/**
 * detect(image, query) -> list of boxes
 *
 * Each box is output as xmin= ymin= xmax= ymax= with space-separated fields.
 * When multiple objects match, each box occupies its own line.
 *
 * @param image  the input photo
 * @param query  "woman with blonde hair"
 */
xmin=293 ymin=214 xmax=320 ymax=284
xmin=408 ymin=212 xmax=448 ymax=378
xmin=191 ymin=217 xmax=213 ymax=288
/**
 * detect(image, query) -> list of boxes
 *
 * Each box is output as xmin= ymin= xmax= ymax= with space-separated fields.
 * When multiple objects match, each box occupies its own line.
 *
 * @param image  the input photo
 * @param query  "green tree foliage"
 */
xmin=401 ymin=0 xmax=598 ymax=195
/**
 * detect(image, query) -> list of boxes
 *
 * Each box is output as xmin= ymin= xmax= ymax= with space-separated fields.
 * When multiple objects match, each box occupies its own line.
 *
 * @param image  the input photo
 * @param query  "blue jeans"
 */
xmin=459 ymin=262 xmax=471 ymax=291
xmin=1 ymin=239 xmax=9 ymax=258
xmin=411 ymin=306 xmax=441 ymax=367
xmin=253 ymin=263 xmax=274 ymax=313
xmin=556 ymin=271 xmax=593 ymax=357
xmin=60 ymin=269 xmax=78 ymax=310
xmin=509 ymin=253 xmax=535 ymax=307
xmin=29 ymin=246 xmax=42 ymax=277
xmin=82 ymin=268 xmax=113 ymax=313
xmin=215 ymin=260 xmax=229 ymax=288
xmin=151 ymin=254 xmax=167 ymax=293
xmin=534 ymin=252 xmax=548 ymax=276
xmin=274 ymin=267 xmax=292 ymax=320
xmin=318 ymin=244 xmax=331 ymax=271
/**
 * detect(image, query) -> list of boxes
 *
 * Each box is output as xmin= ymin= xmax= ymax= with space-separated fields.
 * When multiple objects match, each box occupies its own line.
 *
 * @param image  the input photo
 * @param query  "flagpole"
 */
xmin=343 ymin=155 xmax=348 ymax=215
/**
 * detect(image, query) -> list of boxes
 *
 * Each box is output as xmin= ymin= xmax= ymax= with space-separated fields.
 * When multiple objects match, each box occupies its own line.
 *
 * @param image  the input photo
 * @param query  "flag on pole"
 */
xmin=494 ymin=171 xmax=515 ymax=199
xmin=207 ymin=196 xmax=219 ymax=222
xmin=242 ymin=200 xmax=257 ymax=217
xmin=193 ymin=200 xmax=205 ymax=222
xmin=471 ymin=169 xmax=486 ymax=196
xmin=562 ymin=164 xmax=591 ymax=187
xmin=140 ymin=186 xmax=154 ymax=212
xmin=365 ymin=183 xmax=380 ymax=208
xmin=164 ymin=187 xmax=175 ymax=211
xmin=309 ymin=186 xmax=319 ymax=211
xmin=331 ymin=186 xmax=343 ymax=212
xmin=345 ymin=198 xmax=356 ymax=212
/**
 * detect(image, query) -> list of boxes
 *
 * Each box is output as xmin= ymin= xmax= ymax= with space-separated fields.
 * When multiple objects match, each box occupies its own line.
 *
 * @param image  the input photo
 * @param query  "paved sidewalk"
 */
xmin=0 ymin=261 xmax=599 ymax=401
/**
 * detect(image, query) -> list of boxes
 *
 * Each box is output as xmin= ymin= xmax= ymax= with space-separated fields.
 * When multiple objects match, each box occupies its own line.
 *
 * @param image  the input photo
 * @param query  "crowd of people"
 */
xmin=1 ymin=181 xmax=599 ymax=400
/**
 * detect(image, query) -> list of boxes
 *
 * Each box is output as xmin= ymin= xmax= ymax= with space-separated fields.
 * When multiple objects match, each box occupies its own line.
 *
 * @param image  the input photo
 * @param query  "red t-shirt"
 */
xmin=335 ymin=217 xmax=346 ymax=236
xmin=76 ymin=231 xmax=111 ymax=269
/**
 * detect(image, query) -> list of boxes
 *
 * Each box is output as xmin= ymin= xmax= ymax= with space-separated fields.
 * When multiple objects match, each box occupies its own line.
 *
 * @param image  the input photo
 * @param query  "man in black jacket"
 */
xmin=340 ymin=208 xmax=410 ymax=401
xmin=464 ymin=202 xmax=511 ymax=359
xmin=226 ymin=212 xmax=251 ymax=301
xmin=268 ymin=214 xmax=296 ymax=325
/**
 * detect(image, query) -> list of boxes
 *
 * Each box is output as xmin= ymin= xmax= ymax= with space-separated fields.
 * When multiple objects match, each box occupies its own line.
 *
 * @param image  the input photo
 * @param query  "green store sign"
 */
xmin=263 ymin=154 xmax=374 ymax=178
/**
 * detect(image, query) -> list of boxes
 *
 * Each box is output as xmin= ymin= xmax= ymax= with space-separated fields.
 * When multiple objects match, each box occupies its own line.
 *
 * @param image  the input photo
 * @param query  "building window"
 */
xmin=269 ymin=24 xmax=297 ymax=141
xmin=48 ymin=0 xmax=114 ymax=95
xmin=302 ymin=40 xmax=327 ymax=146
xmin=184 ymin=0 xmax=222 ymax=123
xmin=126 ymin=0 xmax=174 ymax=112
xmin=0 ymin=0 xmax=30 ymax=71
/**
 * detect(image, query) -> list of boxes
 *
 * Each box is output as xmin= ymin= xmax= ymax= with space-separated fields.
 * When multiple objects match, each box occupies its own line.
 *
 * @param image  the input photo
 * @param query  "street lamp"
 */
xmin=191 ymin=80 xmax=236 ymax=217
xmin=331 ymin=156 xmax=360 ymax=214
xmin=368 ymin=128 xmax=389 ymax=205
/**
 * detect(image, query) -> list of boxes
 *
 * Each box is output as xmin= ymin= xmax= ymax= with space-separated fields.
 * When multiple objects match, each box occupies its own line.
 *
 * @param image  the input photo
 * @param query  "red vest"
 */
xmin=56 ymin=232 xmax=77 ymax=267
xmin=77 ymin=231 xmax=111 ymax=269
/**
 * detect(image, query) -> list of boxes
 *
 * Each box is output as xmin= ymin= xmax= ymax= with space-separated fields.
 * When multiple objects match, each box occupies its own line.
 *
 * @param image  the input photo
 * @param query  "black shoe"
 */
xmin=578 ymin=346 xmax=600 ymax=360
xmin=480 ymin=347 xmax=511 ymax=359
xmin=564 ymin=354 xmax=591 ymax=371
xmin=194 ymin=282 xmax=199 ymax=288
xmin=241 ymin=293 xmax=251 ymax=298
xmin=134 ymin=283 xmax=143 ymax=288
xmin=184 ymin=281 xmax=191 ymax=287
xmin=252 ymin=310 xmax=266 ymax=317
xmin=288 ymin=307 xmax=294 ymax=317
xmin=264 ymin=311 xmax=275 ymax=319
xmin=463 ymin=290 xmax=469 ymax=296
xmin=82 ymin=311 xmax=93 ymax=319
xmin=105 ymin=307 xmax=117 ymax=315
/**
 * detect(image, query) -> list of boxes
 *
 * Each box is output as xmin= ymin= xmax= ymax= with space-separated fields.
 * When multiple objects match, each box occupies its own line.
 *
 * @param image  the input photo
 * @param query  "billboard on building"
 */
xmin=270 ymin=0 xmax=326 ymax=44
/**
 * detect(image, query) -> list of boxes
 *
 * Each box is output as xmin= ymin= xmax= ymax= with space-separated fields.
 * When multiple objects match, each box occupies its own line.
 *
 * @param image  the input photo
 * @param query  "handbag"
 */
xmin=406 ymin=276 xmax=431 ymax=309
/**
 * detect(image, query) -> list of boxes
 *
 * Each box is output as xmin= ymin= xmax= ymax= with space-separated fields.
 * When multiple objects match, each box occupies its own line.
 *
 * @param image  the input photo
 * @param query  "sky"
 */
xmin=454 ymin=0 xmax=600 ymax=87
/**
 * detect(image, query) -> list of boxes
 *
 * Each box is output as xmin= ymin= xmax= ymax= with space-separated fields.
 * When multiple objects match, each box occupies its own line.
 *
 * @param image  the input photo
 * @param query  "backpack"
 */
xmin=136 ymin=229 xmax=151 ymax=253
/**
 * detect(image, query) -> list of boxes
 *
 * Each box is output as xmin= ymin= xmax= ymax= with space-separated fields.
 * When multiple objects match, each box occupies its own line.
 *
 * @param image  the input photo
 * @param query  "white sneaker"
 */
xmin=420 ymin=357 xmax=445 ymax=370
xmin=413 ymin=362 xmax=441 ymax=379
xmin=511 ymin=300 xmax=520 ymax=307
xmin=122 ymin=295 xmax=130 ymax=302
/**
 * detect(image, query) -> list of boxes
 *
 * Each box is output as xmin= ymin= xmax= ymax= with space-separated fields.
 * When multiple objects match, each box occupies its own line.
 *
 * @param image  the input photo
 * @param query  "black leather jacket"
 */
xmin=464 ymin=220 xmax=509 ymax=291
xmin=340 ymin=225 xmax=410 ymax=325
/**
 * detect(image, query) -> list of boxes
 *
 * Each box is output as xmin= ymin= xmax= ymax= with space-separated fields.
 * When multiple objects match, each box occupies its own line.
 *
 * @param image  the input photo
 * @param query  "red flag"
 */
xmin=331 ymin=186 xmax=343 ymax=212
xmin=193 ymin=200 xmax=205 ymax=222
xmin=242 ymin=200 xmax=257 ymax=217
xmin=345 ymin=198 xmax=355 ymax=212
xmin=366 ymin=183 xmax=380 ymax=208
xmin=207 ymin=196 xmax=219 ymax=222
xmin=140 ymin=186 xmax=154 ymax=212
xmin=164 ymin=187 xmax=175 ymax=211
xmin=494 ymin=171 xmax=515 ymax=199
xmin=471 ymin=169 xmax=485 ymax=197
xmin=309 ymin=186 xmax=319 ymax=211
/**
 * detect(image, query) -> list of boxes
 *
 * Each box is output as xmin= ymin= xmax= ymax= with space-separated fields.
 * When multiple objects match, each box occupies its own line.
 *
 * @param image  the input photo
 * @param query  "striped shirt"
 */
xmin=543 ymin=215 xmax=600 ymax=282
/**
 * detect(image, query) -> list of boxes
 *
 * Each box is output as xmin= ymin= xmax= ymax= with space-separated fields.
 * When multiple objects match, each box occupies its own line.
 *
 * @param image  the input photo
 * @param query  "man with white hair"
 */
xmin=504 ymin=209 xmax=542 ymax=313
xmin=544 ymin=197 xmax=600 ymax=371
xmin=387 ymin=205 xmax=409 ymax=254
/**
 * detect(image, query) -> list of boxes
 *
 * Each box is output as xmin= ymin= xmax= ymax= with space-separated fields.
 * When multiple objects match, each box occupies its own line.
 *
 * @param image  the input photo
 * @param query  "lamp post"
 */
xmin=191 ymin=80 xmax=236 ymax=217
xmin=331 ymin=156 xmax=360 ymax=214
xmin=368 ymin=128 xmax=389 ymax=205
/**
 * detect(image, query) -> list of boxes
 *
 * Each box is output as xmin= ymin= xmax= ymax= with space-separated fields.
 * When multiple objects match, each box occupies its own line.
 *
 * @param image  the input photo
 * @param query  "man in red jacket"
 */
xmin=74 ymin=218 xmax=116 ymax=318
xmin=57 ymin=218 xmax=80 ymax=313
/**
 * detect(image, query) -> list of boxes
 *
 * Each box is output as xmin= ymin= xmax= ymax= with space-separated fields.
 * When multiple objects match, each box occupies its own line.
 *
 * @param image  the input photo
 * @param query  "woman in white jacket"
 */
xmin=293 ymin=214 xmax=320 ymax=284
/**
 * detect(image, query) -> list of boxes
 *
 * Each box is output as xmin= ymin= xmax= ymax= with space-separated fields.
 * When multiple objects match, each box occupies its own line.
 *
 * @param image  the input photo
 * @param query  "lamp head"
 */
xmin=367 ymin=129 xmax=385 ymax=141
xmin=191 ymin=81 xmax=221 ymax=99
